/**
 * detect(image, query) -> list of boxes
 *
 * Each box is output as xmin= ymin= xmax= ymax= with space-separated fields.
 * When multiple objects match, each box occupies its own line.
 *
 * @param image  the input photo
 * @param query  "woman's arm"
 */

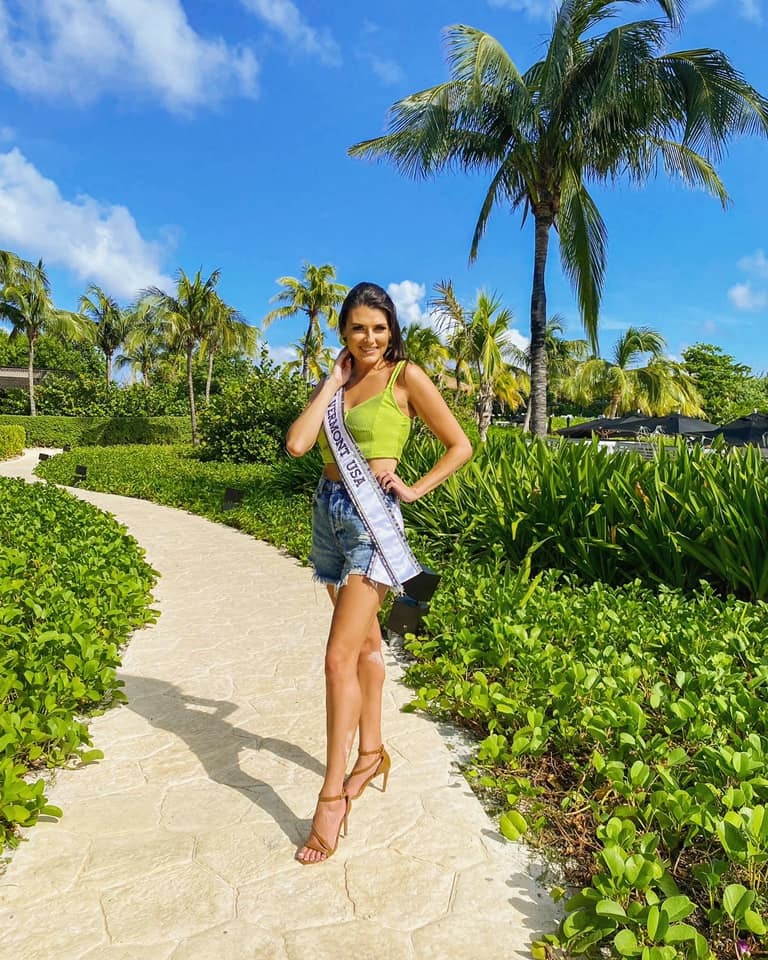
xmin=285 ymin=349 xmax=352 ymax=457
xmin=378 ymin=363 xmax=473 ymax=502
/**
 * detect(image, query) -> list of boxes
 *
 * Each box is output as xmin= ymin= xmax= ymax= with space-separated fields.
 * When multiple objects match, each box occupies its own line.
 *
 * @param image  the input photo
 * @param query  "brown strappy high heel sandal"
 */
xmin=344 ymin=744 xmax=391 ymax=800
xmin=296 ymin=792 xmax=351 ymax=865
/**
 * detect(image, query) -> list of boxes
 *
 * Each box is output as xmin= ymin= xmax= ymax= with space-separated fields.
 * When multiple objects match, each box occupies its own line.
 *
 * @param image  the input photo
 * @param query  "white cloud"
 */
xmin=0 ymin=148 xmax=174 ymax=300
xmin=265 ymin=343 xmax=297 ymax=365
xmin=240 ymin=0 xmax=339 ymax=65
xmin=367 ymin=55 xmax=405 ymax=86
xmin=728 ymin=282 xmax=767 ymax=311
xmin=0 ymin=0 xmax=259 ymax=111
xmin=487 ymin=0 xmax=557 ymax=18
xmin=388 ymin=280 xmax=429 ymax=328
xmin=738 ymin=248 xmax=768 ymax=278
xmin=689 ymin=0 xmax=763 ymax=20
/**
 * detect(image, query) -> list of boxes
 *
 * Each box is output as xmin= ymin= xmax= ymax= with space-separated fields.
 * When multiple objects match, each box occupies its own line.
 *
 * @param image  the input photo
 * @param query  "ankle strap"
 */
xmin=318 ymin=792 xmax=345 ymax=803
xmin=358 ymin=745 xmax=384 ymax=757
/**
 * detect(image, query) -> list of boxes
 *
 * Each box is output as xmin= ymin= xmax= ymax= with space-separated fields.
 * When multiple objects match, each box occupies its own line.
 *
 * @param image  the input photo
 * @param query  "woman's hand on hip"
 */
xmin=376 ymin=470 xmax=419 ymax=503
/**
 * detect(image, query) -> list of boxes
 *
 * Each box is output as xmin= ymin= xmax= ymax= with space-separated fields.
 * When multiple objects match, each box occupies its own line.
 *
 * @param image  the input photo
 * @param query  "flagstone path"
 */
xmin=0 ymin=449 xmax=559 ymax=959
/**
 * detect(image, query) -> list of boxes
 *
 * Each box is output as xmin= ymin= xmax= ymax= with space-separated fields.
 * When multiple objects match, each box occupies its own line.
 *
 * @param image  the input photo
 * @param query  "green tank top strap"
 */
xmin=386 ymin=360 xmax=406 ymax=391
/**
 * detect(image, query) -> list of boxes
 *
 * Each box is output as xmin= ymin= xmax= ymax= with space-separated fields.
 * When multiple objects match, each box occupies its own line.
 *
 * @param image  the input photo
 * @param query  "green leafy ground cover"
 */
xmin=0 ymin=478 xmax=157 ymax=846
xmin=33 ymin=440 xmax=768 ymax=957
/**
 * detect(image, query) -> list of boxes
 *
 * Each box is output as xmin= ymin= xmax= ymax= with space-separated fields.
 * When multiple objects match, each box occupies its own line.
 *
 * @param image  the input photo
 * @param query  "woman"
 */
xmin=285 ymin=281 xmax=472 ymax=865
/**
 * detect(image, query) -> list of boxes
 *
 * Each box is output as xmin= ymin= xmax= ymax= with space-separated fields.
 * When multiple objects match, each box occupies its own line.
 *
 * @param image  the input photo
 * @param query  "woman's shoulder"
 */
xmin=398 ymin=359 xmax=435 ymax=391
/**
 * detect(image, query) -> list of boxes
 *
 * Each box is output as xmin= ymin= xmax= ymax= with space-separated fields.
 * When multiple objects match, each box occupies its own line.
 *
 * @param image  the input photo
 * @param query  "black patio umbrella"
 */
xmin=715 ymin=412 xmax=768 ymax=446
xmin=627 ymin=414 xmax=720 ymax=437
xmin=557 ymin=414 xmax=649 ymax=438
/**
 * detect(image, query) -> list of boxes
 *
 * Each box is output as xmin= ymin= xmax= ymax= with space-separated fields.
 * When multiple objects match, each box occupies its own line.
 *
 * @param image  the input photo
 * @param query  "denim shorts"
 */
xmin=310 ymin=478 xmax=398 ymax=590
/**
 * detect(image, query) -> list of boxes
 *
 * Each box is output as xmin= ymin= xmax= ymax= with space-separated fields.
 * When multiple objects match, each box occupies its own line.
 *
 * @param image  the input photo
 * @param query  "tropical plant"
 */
xmin=567 ymin=326 xmax=703 ymax=417
xmin=143 ymin=268 xmax=221 ymax=444
xmin=349 ymin=1 xmax=768 ymax=435
xmin=78 ymin=284 xmax=132 ymax=386
xmin=263 ymin=263 xmax=347 ymax=382
xmin=283 ymin=323 xmax=335 ymax=383
xmin=0 ymin=255 xmax=87 ymax=415
xmin=200 ymin=293 xmax=258 ymax=403
xmin=432 ymin=281 xmax=526 ymax=441
xmin=116 ymin=298 xmax=166 ymax=387
xmin=402 ymin=322 xmax=450 ymax=381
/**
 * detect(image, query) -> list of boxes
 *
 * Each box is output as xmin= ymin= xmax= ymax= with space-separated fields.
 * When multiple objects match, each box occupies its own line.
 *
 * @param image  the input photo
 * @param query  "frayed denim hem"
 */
xmin=311 ymin=569 xmax=404 ymax=595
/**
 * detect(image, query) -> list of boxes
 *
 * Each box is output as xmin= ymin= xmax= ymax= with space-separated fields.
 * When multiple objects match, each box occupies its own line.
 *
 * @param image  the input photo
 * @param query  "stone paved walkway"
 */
xmin=0 ymin=449 xmax=559 ymax=959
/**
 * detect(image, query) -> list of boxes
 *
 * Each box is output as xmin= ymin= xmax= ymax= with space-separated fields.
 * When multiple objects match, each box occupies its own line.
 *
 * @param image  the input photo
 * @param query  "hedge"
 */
xmin=0 ymin=425 xmax=24 ymax=459
xmin=0 ymin=415 xmax=191 ymax=447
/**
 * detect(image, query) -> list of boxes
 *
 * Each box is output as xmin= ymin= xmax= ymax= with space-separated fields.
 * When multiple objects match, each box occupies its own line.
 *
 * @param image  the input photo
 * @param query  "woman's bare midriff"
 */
xmin=322 ymin=457 xmax=398 ymax=481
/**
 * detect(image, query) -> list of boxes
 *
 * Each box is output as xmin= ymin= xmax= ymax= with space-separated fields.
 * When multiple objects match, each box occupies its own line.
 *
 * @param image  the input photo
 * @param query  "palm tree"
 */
xmin=349 ymin=1 xmax=768 ymax=435
xmin=284 ymin=324 xmax=335 ymax=383
xmin=116 ymin=298 xmax=166 ymax=387
xmin=143 ymin=268 xmax=221 ymax=444
xmin=79 ymin=283 xmax=132 ymax=386
xmin=263 ymin=263 xmax=347 ymax=382
xmin=516 ymin=315 xmax=589 ymax=429
xmin=568 ymin=326 xmax=703 ymax=417
xmin=201 ymin=293 xmax=259 ymax=403
xmin=433 ymin=281 xmax=526 ymax=441
xmin=0 ymin=256 xmax=86 ymax=415
xmin=402 ymin=322 xmax=449 ymax=381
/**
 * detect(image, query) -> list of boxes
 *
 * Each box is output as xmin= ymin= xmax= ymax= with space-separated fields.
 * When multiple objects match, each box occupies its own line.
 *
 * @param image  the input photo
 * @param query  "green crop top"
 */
xmin=317 ymin=360 xmax=412 ymax=465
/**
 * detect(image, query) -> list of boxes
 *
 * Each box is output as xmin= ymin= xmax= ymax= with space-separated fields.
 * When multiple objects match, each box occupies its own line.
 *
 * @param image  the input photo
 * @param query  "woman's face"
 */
xmin=342 ymin=305 xmax=390 ymax=368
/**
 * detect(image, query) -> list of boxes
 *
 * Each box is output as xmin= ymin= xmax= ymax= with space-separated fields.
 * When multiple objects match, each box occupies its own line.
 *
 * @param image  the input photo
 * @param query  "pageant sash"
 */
xmin=323 ymin=389 xmax=422 ymax=589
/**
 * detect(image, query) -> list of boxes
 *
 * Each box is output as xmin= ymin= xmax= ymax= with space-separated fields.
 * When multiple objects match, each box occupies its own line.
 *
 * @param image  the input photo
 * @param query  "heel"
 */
xmin=344 ymin=745 xmax=391 ymax=800
xmin=380 ymin=749 xmax=391 ymax=793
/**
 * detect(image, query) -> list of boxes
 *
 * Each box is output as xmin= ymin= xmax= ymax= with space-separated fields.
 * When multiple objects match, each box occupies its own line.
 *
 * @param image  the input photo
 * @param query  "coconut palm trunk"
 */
xmin=27 ymin=334 xmax=36 ymax=416
xmin=206 ymin=350 xmax=215 ymax=403
xmin=477 ymin=381 xmax=495 ymax=442
xmin=301 ymin=312 xmax=318 ymax=383
xmin=186 ymin=345 xmax=198 ymax=444
xmin=529 ymin=210 xmax=553 ymax=436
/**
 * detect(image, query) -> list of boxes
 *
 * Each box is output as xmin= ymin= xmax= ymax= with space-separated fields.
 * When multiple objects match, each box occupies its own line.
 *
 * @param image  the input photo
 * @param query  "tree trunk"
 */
xmin=301 ymin=313 xmax=315 ymax=383
xmin=477 ymin=381 xmax=494 ymax=442
xmin=529 ymin=209 xmax=554 ymax=437
xmin=522 ymin=402 xmax=531 ymax=432
xmin=106 ymin=352 xmax=112 ymax=387
xmin=608 ymin=392 xmax=621 ymax=418
xmin=28 ymin=335 xmax=36 ymax=417
xmin=186 ymin=345 xmax=198 ymax=444
xmin=205 ymin=350 xmax=215 ymax=403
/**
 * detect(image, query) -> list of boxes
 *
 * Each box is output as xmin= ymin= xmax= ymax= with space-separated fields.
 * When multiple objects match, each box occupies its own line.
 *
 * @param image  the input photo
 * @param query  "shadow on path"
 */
xmin=121 ymin=673 xmax=324 ymax=843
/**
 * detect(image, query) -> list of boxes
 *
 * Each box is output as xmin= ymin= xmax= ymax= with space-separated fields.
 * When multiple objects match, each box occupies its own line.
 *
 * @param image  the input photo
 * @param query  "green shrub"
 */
xmin=0 ymin=425 xmax=24 ymax=459
xmin=0 ymin=374 xmax=190 ymax=417
xmin=36 ymin=445 xmax=315 ymax=561
xmin=198 ymin=359 xmax=309 ymax=464
xmin=401 ymin=432 xmax=768 ymax=600
xmin=0 ymin=478 xmax=157 ymax=846
xmin=0 ymin=415 xmax=190 ymax=447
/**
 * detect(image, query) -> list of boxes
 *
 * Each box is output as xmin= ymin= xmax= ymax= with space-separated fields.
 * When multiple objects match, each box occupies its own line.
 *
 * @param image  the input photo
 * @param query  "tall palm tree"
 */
xmin=433 ymin=281 xmax=526 ymax=441
xmin=349 ymin=1 xmax=768 ymax=435
xmin=0 ymin=256 xmax=86 ymax=415
xmin=284 ymin=324 xmax=335 ymax=383
xmin=143 ymin=268 xmax=221 ymax=444
xmin=568 ymin=326 xmax=703 ymax=417
xmin=200 ymin=293 xmax=259 ymax=403
xmin=263 ymin=263 xmax=347 ymax=382
xmin=402 ymin=322 xmax=449 ymax=381
xmin=79 ymin=283 xmax=132 ymax=386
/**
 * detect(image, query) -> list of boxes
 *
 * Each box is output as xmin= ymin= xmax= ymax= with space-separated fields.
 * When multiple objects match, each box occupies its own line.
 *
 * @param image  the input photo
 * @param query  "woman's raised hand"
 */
xmin=329 ymin=347 xmax=353 ymax=388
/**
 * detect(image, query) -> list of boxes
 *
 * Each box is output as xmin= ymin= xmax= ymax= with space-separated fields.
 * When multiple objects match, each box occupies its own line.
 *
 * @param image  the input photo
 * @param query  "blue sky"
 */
xmin=0 ymin=0 xmax=767 ymax=374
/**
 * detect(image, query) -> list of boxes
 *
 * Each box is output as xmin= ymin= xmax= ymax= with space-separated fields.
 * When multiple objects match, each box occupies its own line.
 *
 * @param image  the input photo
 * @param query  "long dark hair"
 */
xmin=338 ymin=282 xmax=407 ymax=363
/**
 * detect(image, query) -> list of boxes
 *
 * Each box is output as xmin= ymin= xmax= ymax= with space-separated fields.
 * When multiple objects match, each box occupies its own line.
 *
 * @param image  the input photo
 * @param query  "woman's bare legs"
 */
xmin=296 ymin=574 xmax=387 ymax=864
